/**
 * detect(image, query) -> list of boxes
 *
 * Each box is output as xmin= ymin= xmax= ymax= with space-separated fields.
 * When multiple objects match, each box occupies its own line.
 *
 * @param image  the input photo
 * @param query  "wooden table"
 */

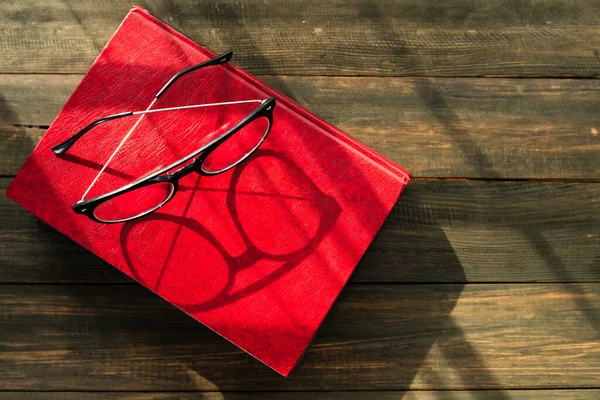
xmin=1 ymin=1 xmax=599 ymax=398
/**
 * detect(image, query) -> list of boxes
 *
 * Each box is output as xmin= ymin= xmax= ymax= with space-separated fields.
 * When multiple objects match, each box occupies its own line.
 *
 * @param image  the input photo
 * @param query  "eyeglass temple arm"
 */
xmin=51 ymin=50 xmax=234 ymax=155
xmin=51 ymin=112 xmax=133 ymax=154
xmin=155 ymin=50 xmax=233 ymax=99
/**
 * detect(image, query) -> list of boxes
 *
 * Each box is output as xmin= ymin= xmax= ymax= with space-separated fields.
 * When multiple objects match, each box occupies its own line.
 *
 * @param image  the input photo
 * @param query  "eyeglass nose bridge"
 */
xmin=168 ymin=159 xmax=201 ymax=181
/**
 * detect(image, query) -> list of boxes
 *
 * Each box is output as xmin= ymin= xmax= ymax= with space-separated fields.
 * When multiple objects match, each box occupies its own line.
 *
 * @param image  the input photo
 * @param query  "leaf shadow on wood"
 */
xmin=416 ymin=79 xmax=600 ymax=340
xmin=400 ymin=21 xmax=599 ymax=398
xmin=359 ymin=1 xmax=511 ymax=396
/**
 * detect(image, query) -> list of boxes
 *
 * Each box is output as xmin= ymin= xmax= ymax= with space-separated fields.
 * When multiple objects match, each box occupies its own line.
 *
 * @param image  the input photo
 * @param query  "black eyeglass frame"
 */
xmin=51 ymin=50 xmax=276 ymax=223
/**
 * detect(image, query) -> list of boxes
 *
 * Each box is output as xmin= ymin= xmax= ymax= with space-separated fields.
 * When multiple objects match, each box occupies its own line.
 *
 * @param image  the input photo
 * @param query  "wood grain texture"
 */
xmin=1 ymin=284 xmax=599 ymax=390
xmin=0 ymin=391 xmax=599 ymax=399
xmin=2 ymin=0 xmax=600 ymax=76
xmin=3 ymin=75 xmax=600 ymax=179
xmin=2 ymin=178 xmax=599 ymax=284
xmin=2 ymin=1 xmax=600 ymax=394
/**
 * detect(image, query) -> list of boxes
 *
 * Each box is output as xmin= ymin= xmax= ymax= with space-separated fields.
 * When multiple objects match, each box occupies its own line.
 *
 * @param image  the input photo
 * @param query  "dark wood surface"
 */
xmin=3 ymin=0 xmax=600 ymax=77
xmin=1 ymin=1 xmax=599 ymax=398
xmin=1 ymin=393 xmax=600 ymax=400
xmin=2 ymin=284 xmax=599 ymax=390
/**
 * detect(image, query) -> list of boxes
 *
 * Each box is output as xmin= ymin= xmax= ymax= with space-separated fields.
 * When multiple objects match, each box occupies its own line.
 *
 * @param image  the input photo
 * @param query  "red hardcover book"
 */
xmin=6 ymin=7 xmax=410 ymax=376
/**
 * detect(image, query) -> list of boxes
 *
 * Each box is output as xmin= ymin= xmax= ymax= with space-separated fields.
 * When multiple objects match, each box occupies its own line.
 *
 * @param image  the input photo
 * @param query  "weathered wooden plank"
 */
xmin=2 ymin=0 xmax=600 ymax=76
xmin=3 ymin=75 xmax=600 ymax=179
xmin=2 ymin=178 xmax=599 ymax=283
xmin=1 ymin=284 xmax=598 ymax=390
xmin=7 ymin=0 xmax=600 ymax=29
xmin=0 ymin=125 xmax=45 ymax=177
xmin=0 ymin=391 xmax=599 ymax=399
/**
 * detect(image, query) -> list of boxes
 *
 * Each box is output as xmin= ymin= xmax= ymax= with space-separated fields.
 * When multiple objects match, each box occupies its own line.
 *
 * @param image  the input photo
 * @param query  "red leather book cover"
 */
xmin=6 ymin=7 xmax=410 ymax=376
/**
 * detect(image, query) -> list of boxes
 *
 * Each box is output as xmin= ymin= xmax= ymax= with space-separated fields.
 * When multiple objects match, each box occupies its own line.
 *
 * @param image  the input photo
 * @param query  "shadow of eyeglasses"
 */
xmin=118 ymin=149 xmax=342 ymax=313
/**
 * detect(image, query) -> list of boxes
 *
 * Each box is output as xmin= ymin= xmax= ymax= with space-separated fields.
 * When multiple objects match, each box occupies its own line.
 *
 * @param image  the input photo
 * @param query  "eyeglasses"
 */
xmin=51 ymin=51 xmax=276 ymax=224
